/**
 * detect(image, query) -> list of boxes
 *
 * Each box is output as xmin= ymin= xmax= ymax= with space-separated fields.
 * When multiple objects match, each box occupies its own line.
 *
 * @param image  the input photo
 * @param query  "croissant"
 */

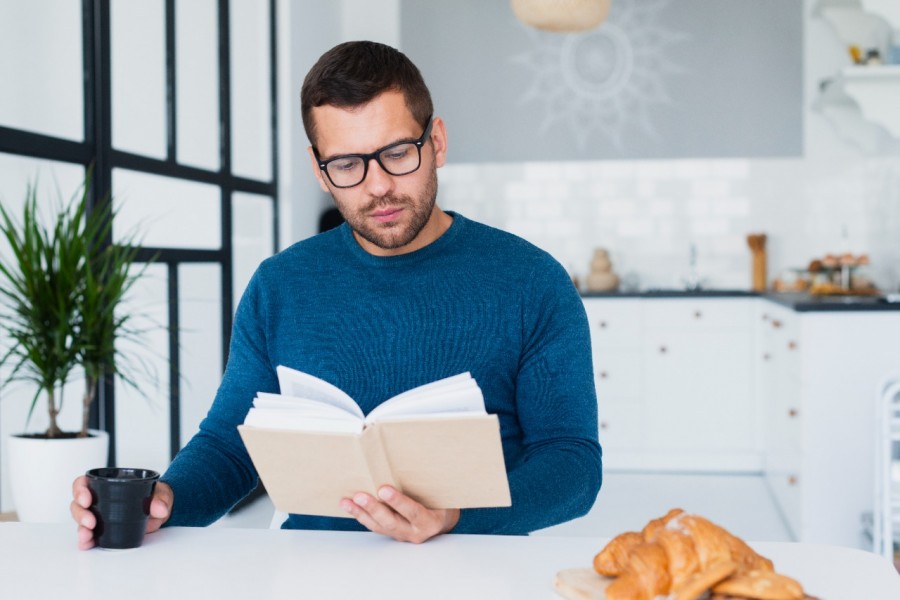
xmin=595 ymin=509 xmax=803 ymax=600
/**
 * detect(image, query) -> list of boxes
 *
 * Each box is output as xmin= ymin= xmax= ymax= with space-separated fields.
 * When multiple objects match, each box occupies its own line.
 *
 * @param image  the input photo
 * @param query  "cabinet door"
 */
xmin=642 ymin=299 xmax=755 ymax=456
xmin=643 ymin=329 xmax=755 ymax=452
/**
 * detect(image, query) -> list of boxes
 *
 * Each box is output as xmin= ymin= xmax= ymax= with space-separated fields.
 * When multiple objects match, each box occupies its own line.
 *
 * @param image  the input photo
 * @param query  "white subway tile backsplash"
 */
xmin=675 ymin=160 xmax=713 ymax=179
xmin=523 ymin=162 xmax=564 ymax=181
xmin=648 ymin=199 xmax=675 ymax=217
xmin=617 ymin=218 xmax=654 ymax=237
xmin=440 ymin=155 xmax=900 ymax=292
xmin=524 ymin=197 xmax=563 ymax=219
xmin=597 ymin=199 xmax=636 ymax=218
xmin=588 ymin=181 xmax=620 ymax=199
xmin=711 ymin=160 xmax=751 ymax=179
xmin=712 ymin=197 xmax=750 ymax=218
xmin=686 ymin=198 xmax=712 ymax=217
xmin=690 ymin=218 xmax=731 ymax=237
xmin=691 ymin=179 xmax=732 ymax=197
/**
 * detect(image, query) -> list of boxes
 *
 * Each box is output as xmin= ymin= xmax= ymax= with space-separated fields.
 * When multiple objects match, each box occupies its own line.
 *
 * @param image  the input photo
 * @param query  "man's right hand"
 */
xmin=70 ymin=475 xmax=174 ymax=550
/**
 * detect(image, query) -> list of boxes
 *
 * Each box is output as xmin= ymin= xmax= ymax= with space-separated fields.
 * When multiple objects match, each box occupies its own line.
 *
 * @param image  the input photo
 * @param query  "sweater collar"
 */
xmin=340 ymin=211 xmax=465 ymax=267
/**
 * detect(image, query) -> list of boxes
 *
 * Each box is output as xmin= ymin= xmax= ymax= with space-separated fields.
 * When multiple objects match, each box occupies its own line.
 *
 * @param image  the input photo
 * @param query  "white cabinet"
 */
xmin=757 ymin=302 xmax=803 ymax=539
xmin=583 ymin=299 xmax=645 ymax=454
xmin=757 ymin=302 xmax=900 ymax=548
xmin=584 ymin=297 xmax=760 ymax=472
xmin=586 ymin=293 xmax=900 ymax=548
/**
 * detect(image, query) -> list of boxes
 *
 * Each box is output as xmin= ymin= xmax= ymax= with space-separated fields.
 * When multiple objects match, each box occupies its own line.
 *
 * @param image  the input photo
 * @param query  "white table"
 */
xmin=2 ymin=523 xmax=898 ymax=599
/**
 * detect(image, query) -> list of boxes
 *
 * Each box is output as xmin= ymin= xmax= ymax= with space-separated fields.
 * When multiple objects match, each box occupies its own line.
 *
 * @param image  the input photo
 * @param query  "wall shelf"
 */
xmin=814 ymin=1 xmax=900 ymax=145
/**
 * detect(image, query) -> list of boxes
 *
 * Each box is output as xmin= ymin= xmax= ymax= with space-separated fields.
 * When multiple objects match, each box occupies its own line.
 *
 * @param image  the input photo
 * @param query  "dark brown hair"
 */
xmin=300 ymin=41 xmax=434 ymax=147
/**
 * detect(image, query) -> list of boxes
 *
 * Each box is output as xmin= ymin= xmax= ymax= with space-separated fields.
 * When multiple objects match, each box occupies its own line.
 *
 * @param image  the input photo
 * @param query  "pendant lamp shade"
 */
xmin=511 ymin=0 xmax=611 ymax=33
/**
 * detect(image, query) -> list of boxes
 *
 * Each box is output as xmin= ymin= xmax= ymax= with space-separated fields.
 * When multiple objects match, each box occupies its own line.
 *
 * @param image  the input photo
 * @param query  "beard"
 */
xmin=333 ymin=160 xmax=439 ymax=251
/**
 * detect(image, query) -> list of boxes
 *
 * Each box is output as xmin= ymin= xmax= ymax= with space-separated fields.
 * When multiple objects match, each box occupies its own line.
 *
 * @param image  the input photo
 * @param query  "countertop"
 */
xmin=581 ymin=289 xmax=900 ymax=312
xmin=2 ymin=523 xmax=899 ymax=599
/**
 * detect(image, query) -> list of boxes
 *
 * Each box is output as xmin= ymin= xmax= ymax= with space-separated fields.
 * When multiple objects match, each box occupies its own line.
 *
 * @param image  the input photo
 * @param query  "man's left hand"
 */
xmin=341 ymin=485 xmax=460 ymax=543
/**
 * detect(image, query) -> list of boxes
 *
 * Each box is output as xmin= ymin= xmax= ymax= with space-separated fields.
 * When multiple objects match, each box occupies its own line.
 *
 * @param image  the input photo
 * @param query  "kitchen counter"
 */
xmin=581 ymin=289 xmax=900 ymax=312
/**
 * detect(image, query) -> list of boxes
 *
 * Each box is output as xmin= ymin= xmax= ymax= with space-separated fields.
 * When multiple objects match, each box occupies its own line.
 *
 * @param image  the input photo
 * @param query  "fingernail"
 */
xmin=81 ymin=516 xmax=91 ymax=528
xmin=378 ymin=487 xmax=393 ymax=501
xmin=353 ymin=493 xmax=368 ymax=507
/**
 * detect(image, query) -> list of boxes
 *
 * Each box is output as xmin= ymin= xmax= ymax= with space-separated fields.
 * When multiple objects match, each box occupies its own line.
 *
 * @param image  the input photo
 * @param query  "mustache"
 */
xmin=363 ymin=194 xmax=410 ymax=212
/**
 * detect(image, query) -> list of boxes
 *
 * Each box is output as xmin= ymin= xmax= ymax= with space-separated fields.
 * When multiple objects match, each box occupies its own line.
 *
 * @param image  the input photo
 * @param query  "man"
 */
xmin=71 ymin=41 xmax=602 ymax=547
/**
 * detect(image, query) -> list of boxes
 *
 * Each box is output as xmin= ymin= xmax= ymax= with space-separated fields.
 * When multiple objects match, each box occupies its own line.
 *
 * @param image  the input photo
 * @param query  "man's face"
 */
xmin=308 ymin=90 xmax=447 ymax=256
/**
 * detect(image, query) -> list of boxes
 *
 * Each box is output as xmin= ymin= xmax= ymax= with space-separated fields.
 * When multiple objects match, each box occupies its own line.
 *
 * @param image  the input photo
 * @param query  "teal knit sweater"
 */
xmin=161 ymin=213 xmax=602 ymax=534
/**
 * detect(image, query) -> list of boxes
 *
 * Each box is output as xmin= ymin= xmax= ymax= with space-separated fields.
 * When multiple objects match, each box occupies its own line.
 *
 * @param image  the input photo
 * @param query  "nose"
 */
xmin=362 ymin=157 xmax=394 ymax=197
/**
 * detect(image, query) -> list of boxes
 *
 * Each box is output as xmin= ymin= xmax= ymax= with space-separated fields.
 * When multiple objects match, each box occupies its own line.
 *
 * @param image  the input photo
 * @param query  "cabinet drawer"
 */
xmin=643 ymin=299 xmax=753 ymax=331
xmin=593 ymin=349 xmax=642 ymax=399
xmin=598 ymin=400 xmax=644 ymax=450
xmin=765 ymin=468 xmax=802 ymax=540
xmin=583 ymin=299 xmax=642 ymax=348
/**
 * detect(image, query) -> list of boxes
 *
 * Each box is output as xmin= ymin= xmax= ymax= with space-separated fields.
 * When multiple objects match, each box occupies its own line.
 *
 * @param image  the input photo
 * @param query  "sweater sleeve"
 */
xmin=161 ymin=271 xmax=279 ymax=526
xmin=453 ymin=260 xmax=602 ymax=535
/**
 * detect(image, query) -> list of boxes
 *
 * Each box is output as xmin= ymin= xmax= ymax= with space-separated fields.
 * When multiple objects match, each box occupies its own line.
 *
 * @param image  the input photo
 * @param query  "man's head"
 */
xmin=301 ymin=42 xmax=450 ymax=257
xmin=301 ymin=41 xmax=433 ymax=147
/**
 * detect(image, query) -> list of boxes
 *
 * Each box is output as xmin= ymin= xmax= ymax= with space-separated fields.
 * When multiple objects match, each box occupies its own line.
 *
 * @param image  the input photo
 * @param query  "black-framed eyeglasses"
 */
xmin=313 ymin=117 xmax=434 ymax=189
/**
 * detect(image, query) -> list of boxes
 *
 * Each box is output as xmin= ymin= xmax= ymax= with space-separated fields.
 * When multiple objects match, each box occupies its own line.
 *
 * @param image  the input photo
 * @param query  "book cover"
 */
xmin=238 ymin=367 xmax=511 ymax=518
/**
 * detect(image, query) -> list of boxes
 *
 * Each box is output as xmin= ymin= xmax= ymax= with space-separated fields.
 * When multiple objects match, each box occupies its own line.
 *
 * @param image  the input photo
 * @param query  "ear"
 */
xmin=307 ymin=146 xmax=331 ymax=193
xmin=430 ymin=116 xmax=448 ymax=168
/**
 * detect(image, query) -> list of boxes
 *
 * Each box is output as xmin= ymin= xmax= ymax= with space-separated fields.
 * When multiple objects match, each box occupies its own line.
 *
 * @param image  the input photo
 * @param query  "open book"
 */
xmin=237 ymin=366 xmax=511 ymax=518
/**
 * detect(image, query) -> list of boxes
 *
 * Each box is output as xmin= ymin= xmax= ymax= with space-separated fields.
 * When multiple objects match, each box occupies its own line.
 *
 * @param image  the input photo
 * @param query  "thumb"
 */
xmin=146 ymin=483 xmax=173 ymax=532
xmin=150 ymin=496 xmax=170 ymax=520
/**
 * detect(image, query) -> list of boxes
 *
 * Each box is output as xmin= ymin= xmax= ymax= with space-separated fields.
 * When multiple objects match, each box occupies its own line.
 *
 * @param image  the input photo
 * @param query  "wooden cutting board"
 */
xmin=554 ymin=568 xmax=612 ymax=600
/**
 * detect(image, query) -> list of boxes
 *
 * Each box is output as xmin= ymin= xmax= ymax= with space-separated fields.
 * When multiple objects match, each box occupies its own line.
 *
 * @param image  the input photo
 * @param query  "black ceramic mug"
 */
xmin=86 ymin=467 xmax=160 ymax=549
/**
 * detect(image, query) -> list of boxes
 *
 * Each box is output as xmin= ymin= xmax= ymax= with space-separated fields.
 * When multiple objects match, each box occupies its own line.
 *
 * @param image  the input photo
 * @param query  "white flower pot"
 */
xmin=7 ymin=430 xmax=109 ymax=523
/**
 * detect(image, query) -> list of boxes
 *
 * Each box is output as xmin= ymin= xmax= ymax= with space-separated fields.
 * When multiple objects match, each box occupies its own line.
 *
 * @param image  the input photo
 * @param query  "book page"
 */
xmin=275 ymin=365 xmax=363 ymax=419
xmin=243 ymin=408 xmax=363 ymax=433
xmin=366 ymin=373 xmax=486 ymax=424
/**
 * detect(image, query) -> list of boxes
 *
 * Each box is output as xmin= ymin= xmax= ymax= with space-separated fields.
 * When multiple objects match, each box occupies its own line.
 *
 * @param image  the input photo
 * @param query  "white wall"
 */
xmin=429 ymin=1 xmax=900 ymax=292
xmin=298 ymin=0 xmax=900 ymax=291
xmin=284 ymin=0 xmax=400 ymax=245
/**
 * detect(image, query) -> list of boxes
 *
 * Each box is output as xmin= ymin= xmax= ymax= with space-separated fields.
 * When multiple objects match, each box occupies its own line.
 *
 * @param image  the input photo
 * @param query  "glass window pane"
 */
xmin=178 ymin=263 xmax=222 ymax=447
xmin=112 ymin=169 xmax=221 ymax=249
xmin=232 ymin=192 xmax=274 ymax=309
xmin=229 ymin=0 xmax=272 ymax=181
xmin=0 ymin=154 xmax=86 ymax=216
xmin=0 ymin=1 xmax=83 ymax=140
xmin=176 ymin=0 xmax=220 ymax=171
xmin=115 ymin=264 xmax=171 ymax=473
xmin=111 ymin=0 xmax=167 ymax=158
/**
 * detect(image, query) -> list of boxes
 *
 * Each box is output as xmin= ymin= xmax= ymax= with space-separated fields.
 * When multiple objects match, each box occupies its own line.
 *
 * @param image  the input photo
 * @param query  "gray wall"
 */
xmin=401 ymin=0 xmax=803 ymax=161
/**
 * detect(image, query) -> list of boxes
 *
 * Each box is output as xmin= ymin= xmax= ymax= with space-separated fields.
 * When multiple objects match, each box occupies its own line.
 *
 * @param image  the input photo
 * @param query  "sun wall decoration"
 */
xmin=511 ymin=0 xmax=689 ymax=150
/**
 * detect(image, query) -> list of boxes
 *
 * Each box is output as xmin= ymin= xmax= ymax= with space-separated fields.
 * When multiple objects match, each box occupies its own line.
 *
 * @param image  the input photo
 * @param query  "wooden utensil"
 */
xmin=747 ymin=233 xmax=768 ymax=292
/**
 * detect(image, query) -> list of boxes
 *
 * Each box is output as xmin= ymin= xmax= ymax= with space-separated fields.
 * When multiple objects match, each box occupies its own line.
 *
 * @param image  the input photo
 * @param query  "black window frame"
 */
xmin=0 ymin=0 xmax=280 ymax=465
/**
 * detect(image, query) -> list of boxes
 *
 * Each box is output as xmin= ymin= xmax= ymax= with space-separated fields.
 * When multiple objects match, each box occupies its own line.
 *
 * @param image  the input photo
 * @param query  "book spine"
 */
xmin=361 ymin=425 xmax=398 ymax=492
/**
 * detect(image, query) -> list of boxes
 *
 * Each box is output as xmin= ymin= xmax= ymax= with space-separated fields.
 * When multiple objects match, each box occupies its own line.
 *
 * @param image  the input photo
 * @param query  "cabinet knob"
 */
xmin=762 ymin=353 xmax=771 ymax=361
xmin=659 ymin=346 xmax=668 ymax=354
xmin=599 ymin=371 xmax=609 ymax=380
xmin=694 ymin=310 xmax=702 ymax=319
xmin=772 ymin=320 xmax=782 ymax=329
xmin=599 ymin=421 xmax=609 ymax=430
xmin=598 ymin=320 xmax=607 ymax=329
xmin=788 ymin=475 xmax=798 ymax=486
xmin=761 ymin=313 xmax=769 ymax=322
xmin=787 ymin=341 xmax=797 ymax=351
xmin=788 ymin=408 xmax=798 ymax=418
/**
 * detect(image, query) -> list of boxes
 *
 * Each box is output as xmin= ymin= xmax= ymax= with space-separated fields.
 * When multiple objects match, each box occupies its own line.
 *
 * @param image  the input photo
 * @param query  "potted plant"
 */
xmin=0 ymin=170 xmax=149 ymax=522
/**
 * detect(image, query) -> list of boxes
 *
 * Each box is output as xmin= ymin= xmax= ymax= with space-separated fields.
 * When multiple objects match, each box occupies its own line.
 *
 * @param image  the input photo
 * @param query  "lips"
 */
xmin=371 ymin=207 xmax=404 ymax=224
